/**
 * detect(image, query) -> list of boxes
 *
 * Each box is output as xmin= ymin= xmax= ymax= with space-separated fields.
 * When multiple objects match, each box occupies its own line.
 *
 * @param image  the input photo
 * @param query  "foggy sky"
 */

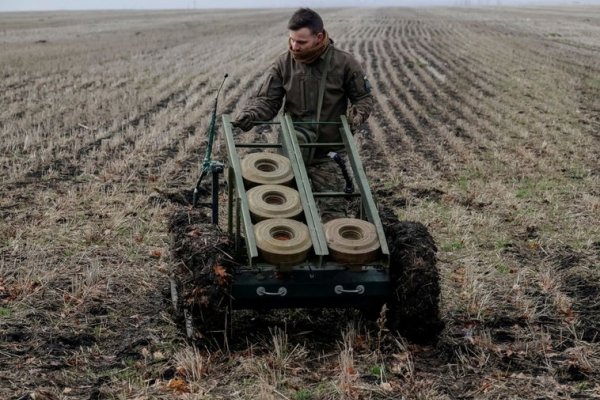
xmin=1 ymin=0 xmax=599 ymax=12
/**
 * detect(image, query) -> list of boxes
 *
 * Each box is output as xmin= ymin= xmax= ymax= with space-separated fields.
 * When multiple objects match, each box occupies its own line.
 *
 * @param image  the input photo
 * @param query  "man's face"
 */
xmin=289 ymin=27 xmax=324 ymax=53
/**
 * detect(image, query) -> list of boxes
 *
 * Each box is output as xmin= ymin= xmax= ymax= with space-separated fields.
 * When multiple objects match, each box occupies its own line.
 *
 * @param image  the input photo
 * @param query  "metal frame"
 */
xmin=221 ymin=114 xmax=390 ymax=307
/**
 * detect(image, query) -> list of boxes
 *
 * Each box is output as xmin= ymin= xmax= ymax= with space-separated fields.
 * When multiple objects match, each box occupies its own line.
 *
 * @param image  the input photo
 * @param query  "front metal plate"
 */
xmin=231 ymin=268 xmax=390 ymax=309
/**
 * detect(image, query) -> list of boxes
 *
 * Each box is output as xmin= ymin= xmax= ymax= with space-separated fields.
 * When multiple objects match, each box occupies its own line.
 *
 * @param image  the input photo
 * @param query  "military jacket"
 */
xmin=241 ymin=42 xmax=374 ymax=145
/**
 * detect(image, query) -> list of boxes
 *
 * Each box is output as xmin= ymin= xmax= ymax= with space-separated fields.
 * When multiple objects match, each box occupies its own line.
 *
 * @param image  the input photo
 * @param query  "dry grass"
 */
xmin=1 ymin=6 xmax=599 ymax=399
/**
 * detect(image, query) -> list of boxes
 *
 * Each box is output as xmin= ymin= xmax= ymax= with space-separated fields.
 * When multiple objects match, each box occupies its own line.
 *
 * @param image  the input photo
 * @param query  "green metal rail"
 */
xmin=339 ymin=116 xmax=390 ymax=258
xmin=222 ymin=114 xmax=258 ymax=262
xmin=280 ymin=114 xmax=329 ymax=263
xmin=221 ymin=113 xmax=389 ymax=269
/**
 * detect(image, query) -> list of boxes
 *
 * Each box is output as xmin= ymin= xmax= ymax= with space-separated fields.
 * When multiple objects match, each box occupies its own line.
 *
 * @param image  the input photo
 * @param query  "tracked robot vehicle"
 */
xmin=168 ymin=85 xmax=443 ymax=345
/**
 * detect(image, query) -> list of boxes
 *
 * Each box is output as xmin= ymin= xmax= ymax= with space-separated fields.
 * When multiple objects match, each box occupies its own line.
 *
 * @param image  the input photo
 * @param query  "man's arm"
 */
xmin=344 ymin=57 xmax=373 ymax=128
xmin=233 ymin=62 xmax=285 ymax=131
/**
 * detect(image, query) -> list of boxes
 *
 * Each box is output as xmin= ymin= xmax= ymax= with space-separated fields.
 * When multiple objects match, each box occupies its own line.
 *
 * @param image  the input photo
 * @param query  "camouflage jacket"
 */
xmin=238 ymin=42 xmax=373 ymax=144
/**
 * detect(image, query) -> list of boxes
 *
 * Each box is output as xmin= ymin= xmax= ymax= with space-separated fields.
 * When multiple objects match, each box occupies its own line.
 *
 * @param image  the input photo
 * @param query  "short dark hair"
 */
xmin=287 ymin=8 xmax=323 ymax=34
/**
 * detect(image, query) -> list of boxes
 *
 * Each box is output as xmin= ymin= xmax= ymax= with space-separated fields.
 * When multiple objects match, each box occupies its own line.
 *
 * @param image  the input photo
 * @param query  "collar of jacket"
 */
xmin=318 ymin=39 xmax=335 ymax=61
xmin=290 ymin=35 xmax=334 ymax=65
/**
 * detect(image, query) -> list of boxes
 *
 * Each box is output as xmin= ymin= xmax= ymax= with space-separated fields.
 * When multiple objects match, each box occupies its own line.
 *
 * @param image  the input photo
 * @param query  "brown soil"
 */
xmin=1 ymin=6 xmax=599 ymax=399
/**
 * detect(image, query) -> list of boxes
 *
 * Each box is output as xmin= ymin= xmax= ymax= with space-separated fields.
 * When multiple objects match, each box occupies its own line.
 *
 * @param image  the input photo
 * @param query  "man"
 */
xmin=233 ymin=8 xmax=373 ymax=221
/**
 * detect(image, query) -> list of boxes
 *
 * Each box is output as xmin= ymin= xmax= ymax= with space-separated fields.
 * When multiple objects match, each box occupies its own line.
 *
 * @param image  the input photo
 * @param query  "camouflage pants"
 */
xmin=288 ymin=127 xmax=355 ymax=222
xmin=308 ymin=155 xmax=355 ymax=222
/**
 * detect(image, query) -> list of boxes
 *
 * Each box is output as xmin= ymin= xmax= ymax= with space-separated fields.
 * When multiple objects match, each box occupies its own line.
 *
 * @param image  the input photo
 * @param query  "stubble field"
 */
xmin=1 ymin=6 xmax=599 ymax=399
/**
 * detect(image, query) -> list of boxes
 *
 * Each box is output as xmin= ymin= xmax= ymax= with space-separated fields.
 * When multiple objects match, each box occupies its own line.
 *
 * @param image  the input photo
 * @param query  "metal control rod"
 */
xmin=327 ymin=151 xmax=354 ymax=194
xmin=192 ymin=74 xmax=228 ymax=208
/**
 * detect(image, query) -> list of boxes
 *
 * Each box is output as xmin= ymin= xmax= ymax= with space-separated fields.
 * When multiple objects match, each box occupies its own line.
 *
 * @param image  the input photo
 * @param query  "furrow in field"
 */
xmin=406 ymin=19 xmax=418 ymax=37
xmin=373 ymin=24 xmax=386 ymax=38
xmin=414 ymin=19 xmax=431 ymax=40
xmin=372 ymin=37 xmax=458 ymax=176
xmin=378 ymin=23 xmax=465 ymax=162
xmin=517 ymin=38 xmax=600 ymax=79
xmin=390 ymin=21 xmax=402 ymax=41
xmin=3 ymin=31 xmax=268 ymax=144
xmin=393 ymin=23 xmax=502 ymax=151
xmin=444 ymin=20 xmax=596 ymax=172
xmin=473 ymin=10 xmax=600 ymax=76
xmin=351 ymin=39 xmax=395 ymax=177
xmin=147 ymin=70 xmax=270 ymax=185
xmin=3 ymin=32 xmax=286 ymax=182
xmin=359 ymin=38 xmax=446 ymax=181
xmin=12 ymin=75 xmax=194 ymax=180
xmin=383 ymin=25 xmax=393 ymax=39
xmin=1 ymin=48 xmax=189 ymax=148
xmin=391 ymin=20 xmax=525 ymax=165
xmin=162 ymin=36 xmax=287 ymax=152
xmin=421 ymin=28 xmax=589 ymax=171
xmin=101 ymin=39 xmax=286 ymax=182
xmin=0 ymin=31 xmax=185 ymax=105
xmin=364 ymin=25 xmax=380 ymax=40
xmin=408 ymin=26 xmax=549 ymax=169
xmin=1 ymin=12 xmax=286 ymax=134
xmin=403 ymin=20 xmax=548 ymax=173
xmin=347 ymin=25 xmax=366 ymax=41
xmin=420 ymin=65 xmax=545 ymax=172
xmin=431 ymin=8 xmax=599 ymax=78
xmin=1 ymin=79 xmax=181 ymax=181
xmin=381 ymin=34 xmax=480 ymax=171
xmin=345 ymin=25 xmax=369 ymax=41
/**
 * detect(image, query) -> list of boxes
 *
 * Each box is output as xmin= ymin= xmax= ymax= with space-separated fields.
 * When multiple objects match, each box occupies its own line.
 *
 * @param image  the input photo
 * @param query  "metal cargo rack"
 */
xmin=221 ymin=114 xmax=390 ymax=309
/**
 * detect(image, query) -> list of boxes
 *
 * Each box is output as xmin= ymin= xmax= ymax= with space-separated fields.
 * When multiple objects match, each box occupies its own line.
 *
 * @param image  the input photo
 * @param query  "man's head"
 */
xmin=288 ymin=8 xmax=325 ymax=53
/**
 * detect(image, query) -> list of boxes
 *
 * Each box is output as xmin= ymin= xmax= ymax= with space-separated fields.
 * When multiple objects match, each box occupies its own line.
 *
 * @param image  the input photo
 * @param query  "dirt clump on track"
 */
xmin=167 ymin=208 xmax=235 ymax=343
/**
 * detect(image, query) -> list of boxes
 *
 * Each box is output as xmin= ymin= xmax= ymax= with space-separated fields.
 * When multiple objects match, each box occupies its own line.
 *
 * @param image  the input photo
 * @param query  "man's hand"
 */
xmin=232 ymin=113 xmax=254 ymax=132
xmin=348 ymin=107 xmax=365 ymax=130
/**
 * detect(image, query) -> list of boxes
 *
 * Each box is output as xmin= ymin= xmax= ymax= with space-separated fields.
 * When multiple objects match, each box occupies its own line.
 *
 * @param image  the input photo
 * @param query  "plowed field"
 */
xmin=1 ymin=7 xmax=599 ymax=399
